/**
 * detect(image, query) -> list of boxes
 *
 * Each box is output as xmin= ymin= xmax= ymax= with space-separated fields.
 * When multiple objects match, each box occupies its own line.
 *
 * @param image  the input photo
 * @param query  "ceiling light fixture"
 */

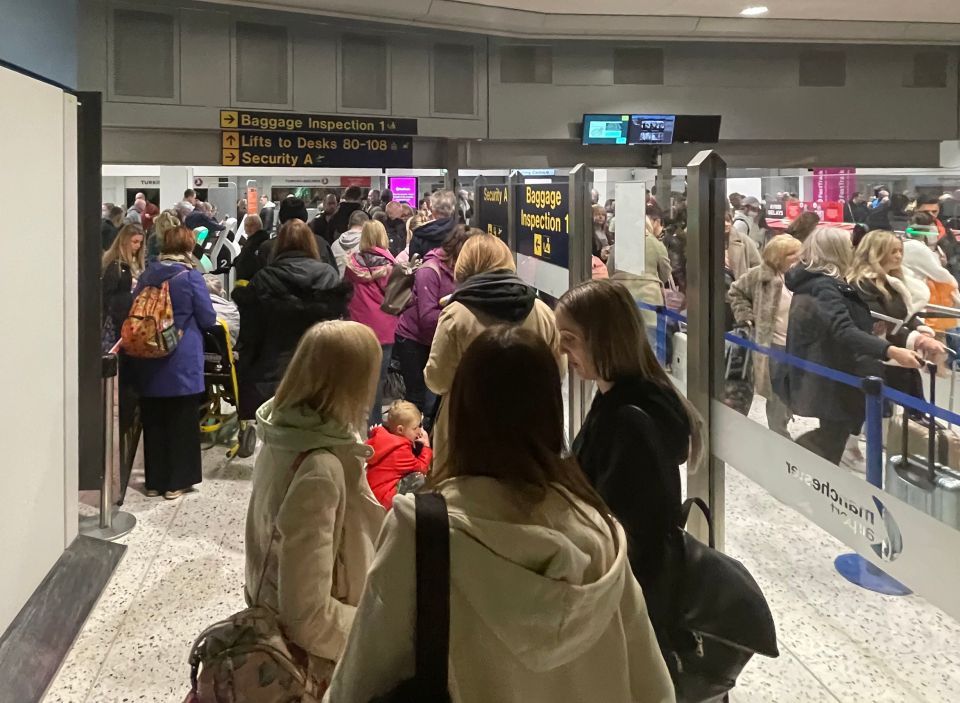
xmin=740 ymin=6 xmax=769 ymax=16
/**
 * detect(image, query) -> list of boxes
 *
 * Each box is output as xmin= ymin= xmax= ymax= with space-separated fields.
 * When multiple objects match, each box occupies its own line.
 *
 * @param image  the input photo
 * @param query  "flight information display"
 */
xmin=582 ymin=114 xmax=630 ymax=145
xmin=628 ymin=114 xmax=676 ymax=145
xmin=582 ymin=113 xmax=678 ymax=145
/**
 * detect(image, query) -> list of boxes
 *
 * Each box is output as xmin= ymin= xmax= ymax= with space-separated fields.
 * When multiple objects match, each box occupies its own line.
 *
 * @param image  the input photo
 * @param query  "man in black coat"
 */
xmin=233 ymin=214 xmax=271 ymax=282
xmin=310 ymin=193 xmax=340 ymax=245
xmin=384 ymin=201 xmax=408 ymax=256
xmin=328 ymin=186 xmax=365 ymax=239
xmin=257 ymin=197 xmax=338 ymax=270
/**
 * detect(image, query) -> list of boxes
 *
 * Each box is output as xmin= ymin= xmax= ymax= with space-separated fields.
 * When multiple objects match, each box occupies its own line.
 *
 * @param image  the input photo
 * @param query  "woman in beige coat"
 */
xmin=727 ymin=235 xmax=801 ymax=436
xmin=424 ymin=234 xmax=561 ymax=470
xmin=244 ymin=321 xmax=387 ymax=689
xmin=325 ymin=327 xmax=674 ymax=703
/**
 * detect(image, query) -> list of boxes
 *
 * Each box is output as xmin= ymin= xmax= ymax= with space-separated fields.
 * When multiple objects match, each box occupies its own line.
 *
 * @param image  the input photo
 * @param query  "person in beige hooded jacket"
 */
xmin=325 ymin=327 xmax=674 ymax=703
xmin=424 ymin=234 xmax=562 ymax=472
xmin=245 ymin=321 xmax=386 ymax=686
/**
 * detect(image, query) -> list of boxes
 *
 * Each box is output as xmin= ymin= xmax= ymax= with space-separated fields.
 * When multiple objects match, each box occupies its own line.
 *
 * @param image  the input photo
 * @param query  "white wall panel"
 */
xmin=0 ymin=65 xmax=74 ymax=633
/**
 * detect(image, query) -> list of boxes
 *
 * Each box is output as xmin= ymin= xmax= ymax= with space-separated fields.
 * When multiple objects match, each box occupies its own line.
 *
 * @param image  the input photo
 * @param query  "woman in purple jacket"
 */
xmin=125 ymin=226 xmax=217 ymax=499
xmin=394 ymin=222 xmax=469 ymax=427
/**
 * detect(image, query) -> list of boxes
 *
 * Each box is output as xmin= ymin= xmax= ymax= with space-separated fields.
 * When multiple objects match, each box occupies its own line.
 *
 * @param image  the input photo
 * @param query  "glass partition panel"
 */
xmin=706 ymin=170 xmax=960 ymax=701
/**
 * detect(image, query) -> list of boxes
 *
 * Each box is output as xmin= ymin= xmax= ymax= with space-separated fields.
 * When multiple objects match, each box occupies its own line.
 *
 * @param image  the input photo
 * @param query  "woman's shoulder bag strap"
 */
xmin=414 ymin=492 xmax=451 ymax=698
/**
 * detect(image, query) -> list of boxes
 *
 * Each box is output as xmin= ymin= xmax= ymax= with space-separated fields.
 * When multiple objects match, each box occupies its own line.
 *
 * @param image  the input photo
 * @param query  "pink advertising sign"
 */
xmin=813 ymin=168 xmax=857 ymax=203
xmin=388 ymin=176 xmax=418 ymax=207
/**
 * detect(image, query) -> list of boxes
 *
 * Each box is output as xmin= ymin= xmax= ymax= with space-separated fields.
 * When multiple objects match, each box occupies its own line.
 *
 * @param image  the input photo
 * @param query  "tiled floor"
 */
xmin=42 ymin=430 xmax=960 ymax=702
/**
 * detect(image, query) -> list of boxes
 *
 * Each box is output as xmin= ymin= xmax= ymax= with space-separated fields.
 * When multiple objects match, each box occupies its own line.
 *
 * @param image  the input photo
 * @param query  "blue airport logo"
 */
xmin=870 ymin=496 xmax=904 ymax=562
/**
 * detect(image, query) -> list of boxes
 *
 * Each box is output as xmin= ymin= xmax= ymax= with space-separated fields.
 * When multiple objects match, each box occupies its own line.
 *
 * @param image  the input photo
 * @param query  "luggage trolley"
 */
xmin=200 ymin=319 xmax=256 ymax=459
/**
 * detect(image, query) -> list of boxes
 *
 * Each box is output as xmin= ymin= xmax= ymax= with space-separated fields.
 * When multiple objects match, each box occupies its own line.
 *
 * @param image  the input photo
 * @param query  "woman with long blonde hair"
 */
xmin=848 ymin=230 xmax=944 ymax=399
xmin=777 ymin=227 xmax=920 ymax=464
xmin=245 ymin=321 xmax=386 ymax=694
xmin=345 ymin=219 xmax=399 ymax=428
xmin=101 ymin=224 xmax=145 ymax=351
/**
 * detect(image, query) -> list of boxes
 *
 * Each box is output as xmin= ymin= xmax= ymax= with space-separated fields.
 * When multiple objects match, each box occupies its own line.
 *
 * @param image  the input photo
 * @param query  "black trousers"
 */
xmin=395 ymin=335 xmax=437 ymax=430
xmin=140 ymin=395 xmax=203 ymax=493
xmin=796 ymin=422 xmax=850 ymax=465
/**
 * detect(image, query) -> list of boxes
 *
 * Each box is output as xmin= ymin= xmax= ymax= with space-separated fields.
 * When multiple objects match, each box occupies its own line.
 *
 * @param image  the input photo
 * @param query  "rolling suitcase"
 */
xmin=671 ymin=327 xmax=688 ymax=385
xmin=884 ymin=364 xmax=960 ymax=531
xmin=723 ymin=327 xmax=754 ymax=416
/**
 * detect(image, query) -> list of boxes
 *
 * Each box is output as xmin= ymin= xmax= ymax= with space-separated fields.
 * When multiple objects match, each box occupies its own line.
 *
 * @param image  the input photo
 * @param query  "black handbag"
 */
xmin=370 ymin=493 xmax=453 ymax=703
xmin=663 ymin=498 xmax=780 ymax=703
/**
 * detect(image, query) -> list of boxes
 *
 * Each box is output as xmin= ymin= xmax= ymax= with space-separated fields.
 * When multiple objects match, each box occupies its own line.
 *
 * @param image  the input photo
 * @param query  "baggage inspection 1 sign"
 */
xmin=220 ymin=110 xmax=418 ymax=136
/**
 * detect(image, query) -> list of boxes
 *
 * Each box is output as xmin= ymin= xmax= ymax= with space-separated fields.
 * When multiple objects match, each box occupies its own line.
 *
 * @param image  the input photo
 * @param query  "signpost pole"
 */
xmin=568 ymin=163 xmax=594 ymax=441
xmin=507 ymin=170 xmax=520 ymax=261
xmin=443 ymin=139 xmax=460 ymax=194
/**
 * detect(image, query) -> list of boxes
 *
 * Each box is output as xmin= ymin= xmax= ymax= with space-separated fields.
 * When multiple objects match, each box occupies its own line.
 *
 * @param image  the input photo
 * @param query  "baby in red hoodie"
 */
xmin=366 ymin=400 xmax=433 ymax=509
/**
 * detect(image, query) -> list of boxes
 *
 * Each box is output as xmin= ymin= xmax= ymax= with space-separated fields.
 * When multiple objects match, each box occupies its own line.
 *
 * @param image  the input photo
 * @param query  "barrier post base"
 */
xmin=79 ymin=510 xmax=137 ymax=542
xmin=834 ymin=553 xmax=911 ymax=596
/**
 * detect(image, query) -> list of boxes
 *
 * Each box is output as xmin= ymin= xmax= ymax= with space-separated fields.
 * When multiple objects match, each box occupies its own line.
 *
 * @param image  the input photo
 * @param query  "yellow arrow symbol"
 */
xmin=222 ymin=148 xmax=239 ymax=165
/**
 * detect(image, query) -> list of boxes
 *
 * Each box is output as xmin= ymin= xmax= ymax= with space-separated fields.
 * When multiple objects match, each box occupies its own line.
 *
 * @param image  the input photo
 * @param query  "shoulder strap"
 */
xmin=414 ymin=492 xmax=450 ymax=696
xmin=253 ymin=448 xmax=324 ymax=602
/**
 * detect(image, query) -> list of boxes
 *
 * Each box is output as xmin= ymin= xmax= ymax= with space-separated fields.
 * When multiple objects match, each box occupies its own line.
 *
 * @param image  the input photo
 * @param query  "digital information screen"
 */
xmin=582 ymin=114 xmax=629 ymax=145
xmin=388 ymin=176 xmax=418 ymax=207
xmin=582 ymin=113 xmax=677 ymax=146
xmin=627 ymin=115 xmax=676 ymax=145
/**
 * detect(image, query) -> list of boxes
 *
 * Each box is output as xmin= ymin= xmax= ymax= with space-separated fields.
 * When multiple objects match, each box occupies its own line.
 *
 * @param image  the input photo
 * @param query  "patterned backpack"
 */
xmin=121 ymin=270 xmax=187 ymax=358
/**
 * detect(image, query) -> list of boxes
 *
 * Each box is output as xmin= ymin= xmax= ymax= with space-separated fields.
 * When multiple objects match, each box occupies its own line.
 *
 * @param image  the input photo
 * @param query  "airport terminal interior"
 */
xmin=6 ymin=1 xmax=960 ymax=702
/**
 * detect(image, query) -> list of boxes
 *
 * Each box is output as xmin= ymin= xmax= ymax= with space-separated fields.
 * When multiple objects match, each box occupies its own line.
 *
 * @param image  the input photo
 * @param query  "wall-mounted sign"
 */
xmin=477 ymin=185 xmax=509 ymax=242
xmin=388 ymin=177 xmax=418 ymax=207
xmin=125 ymin=177 xmax=159 ymax=188
xmin=220 ymin=131 xmax=413 ymax=169
xmin=342 ymin=176 xmax=372 ymax=188
xmin=516 ymin=184 xmax=569 ymax=267
xmin=220 ymin=110 xmax=418 ymax=136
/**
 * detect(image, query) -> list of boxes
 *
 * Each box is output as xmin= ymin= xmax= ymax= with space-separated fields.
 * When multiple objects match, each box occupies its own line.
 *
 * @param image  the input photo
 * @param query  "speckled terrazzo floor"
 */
xmin=41 ymin=409 xmax=960 ymax=703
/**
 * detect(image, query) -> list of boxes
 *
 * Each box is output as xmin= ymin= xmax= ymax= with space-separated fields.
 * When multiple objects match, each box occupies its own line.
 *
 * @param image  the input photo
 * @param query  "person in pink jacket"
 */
xmin=346 ymin=220 xmax=398 ymax=429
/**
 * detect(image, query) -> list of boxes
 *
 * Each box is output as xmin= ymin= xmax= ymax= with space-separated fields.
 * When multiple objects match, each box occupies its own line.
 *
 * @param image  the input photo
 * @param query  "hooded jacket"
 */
xmin=902 ymin=238 xmax=960 ymax=333
xmin=364 ymin=425 xmax=432 ymax=509
xmin=233 ymin=229 xmax=271 ymax=282
xmin=772 ymin=267 xmax=890 ymax=429
xmin=395 ymin=249 xmax=456 ymax=346
xmin=572 ymin=375 xmax=689 ymax=637
xmin=425 ymin=280 xmax=561 ymax=471
xmin=447 ymin=270 xmax=537 ymax=323
xmin=232 ymin=251 xmax=351 ymax=418
xmin=331 ymin=229 xmax=362 ymax=278
xmin=345 ymin=248 xmax=398 ymax=345
xmin=409 ymin=216 xmax=456 ymax=261
xmin=246 ymin=399 xmax=385 ymax=673
xmin=323 ymin=477 xmax=674 ymax=703
xmin=328 ymin=201 xmax=363 ymax=239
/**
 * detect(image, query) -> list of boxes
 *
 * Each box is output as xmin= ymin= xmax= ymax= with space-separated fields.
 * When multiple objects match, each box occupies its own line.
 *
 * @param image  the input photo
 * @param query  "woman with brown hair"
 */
xmin=785 ymin=211 xmax=820 ymax=243
xmin=101 ymin=223 xmax=145 ymax=351
xmin=124 ymin=226 xmax=217 ymax=498
xmin=233 ymin=219 xmax=351 ymax=422
xmin=556 ymin=279 xmax=702 ymax=638
xmin=326 ymin=327 xmax=674 ymax=703
xmin=425 ymin=233 xmax=561 ymax=469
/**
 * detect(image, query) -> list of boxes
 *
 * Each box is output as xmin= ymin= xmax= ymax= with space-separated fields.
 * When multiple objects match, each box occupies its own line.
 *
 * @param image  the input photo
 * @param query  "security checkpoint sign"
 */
xmin=219 ymin=109 xmax=418 ymax=136
xmin=478 ymin=185 xmax=510 ymax=242
xmin=220 ymin=131 xmax=413 ymax=168
xmin=516 ymin=184 xmax=569 ymax=267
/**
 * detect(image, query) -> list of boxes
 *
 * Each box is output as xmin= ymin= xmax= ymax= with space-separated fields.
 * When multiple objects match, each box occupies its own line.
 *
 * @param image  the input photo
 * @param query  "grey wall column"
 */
xmin=567 ymin=163 xmax=594 ymax=441
xmin=443 ymin=138 xmax=461 ymax=193
xmin=656 ymin=147 xmax=673 ymax=213
xmin=506 ymin=170 xmax=520 ymax=261
xmin=685 ymin=150 xmax=728 ymax=548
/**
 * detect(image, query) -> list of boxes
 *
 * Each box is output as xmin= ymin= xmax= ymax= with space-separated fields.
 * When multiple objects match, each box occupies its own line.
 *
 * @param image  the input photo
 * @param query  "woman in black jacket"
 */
xmin=232 ymin=220 xmax=351 ymax=421
xmin=556 ymin=279 xmax=702 ymax=635
xmin=774 ymin=227 xmax=921 ymax=464
xmin=101 ymin=224 xmax=145 ymax=351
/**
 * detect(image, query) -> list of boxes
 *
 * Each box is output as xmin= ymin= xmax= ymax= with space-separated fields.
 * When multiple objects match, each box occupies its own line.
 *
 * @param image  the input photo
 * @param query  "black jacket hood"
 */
xmin=234 ymin=251 xmax=350 ymax=315
xmin=450 ymin=270 xmax=536 ymax=323
xmin=410 ymin=216 xmax=456 ymax=260
xmin=602 ymin=376 xmax=691 ymax=466
xmin=785 ymin=266 xmax=856 ymax=297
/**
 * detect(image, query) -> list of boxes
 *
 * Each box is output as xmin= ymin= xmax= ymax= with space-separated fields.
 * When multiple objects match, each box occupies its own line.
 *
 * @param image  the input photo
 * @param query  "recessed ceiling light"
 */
xmin=740 ymin=6 xmax=769 ymax=16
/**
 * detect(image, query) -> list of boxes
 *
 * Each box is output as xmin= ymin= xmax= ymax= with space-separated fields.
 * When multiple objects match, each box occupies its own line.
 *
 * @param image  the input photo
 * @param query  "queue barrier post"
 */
xmin=833 ymin=376 xmax=911 ymax=596
xmin=79 ymin=354 xmax=137 ymax=541
xmin=656 ymin=306 xmax=668 ymax=365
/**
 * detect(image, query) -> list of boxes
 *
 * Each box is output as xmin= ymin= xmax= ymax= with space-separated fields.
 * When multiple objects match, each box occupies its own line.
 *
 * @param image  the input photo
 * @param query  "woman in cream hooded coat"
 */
xmin=245 ymin=321 xmax=386 ymax=688
xmin=325 ymin=326 xmax=674 ymax=703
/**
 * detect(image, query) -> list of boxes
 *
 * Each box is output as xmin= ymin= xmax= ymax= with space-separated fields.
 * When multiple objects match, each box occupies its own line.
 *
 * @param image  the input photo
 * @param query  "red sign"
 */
xmin=246 ymin=186 xmax=258 ymax=215
xmin=779 ymin=199 xmax=843 ymax=223
xmin=341 ymin=176 xmax=372 ymax=188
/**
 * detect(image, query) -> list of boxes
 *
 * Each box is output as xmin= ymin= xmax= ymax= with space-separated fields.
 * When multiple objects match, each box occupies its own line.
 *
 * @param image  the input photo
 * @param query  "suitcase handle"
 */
xmin=900 ymin=362 xmax=940 ymax=482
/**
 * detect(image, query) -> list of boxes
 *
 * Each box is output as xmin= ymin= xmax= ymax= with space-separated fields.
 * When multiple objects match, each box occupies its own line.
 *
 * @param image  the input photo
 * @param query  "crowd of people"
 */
xmin=101 ymin=184 xmax=711 ymax=701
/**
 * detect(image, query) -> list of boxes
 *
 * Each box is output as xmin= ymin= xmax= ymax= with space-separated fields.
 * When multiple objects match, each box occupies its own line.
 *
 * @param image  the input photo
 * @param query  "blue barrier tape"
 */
xmin=723 ymin=330 xmax=864 ymax=389
xmin=636 ymin=301 xmax=688 ymax=324
xmin=882 ymin=385 xmax=960 ymax=427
